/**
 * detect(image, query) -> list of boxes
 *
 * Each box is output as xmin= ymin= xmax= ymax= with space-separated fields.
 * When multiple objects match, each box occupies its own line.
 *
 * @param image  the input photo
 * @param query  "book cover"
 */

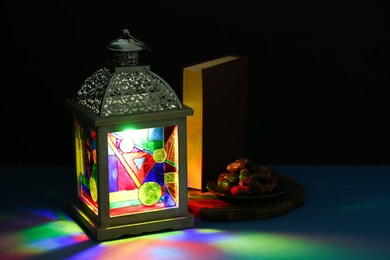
xmin=183 ymin=55 xmax=248 ymax=192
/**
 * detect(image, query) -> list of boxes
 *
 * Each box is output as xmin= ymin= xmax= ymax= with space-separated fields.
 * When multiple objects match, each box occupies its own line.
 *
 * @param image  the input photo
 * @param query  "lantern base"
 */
xmin=70 ymin=203 xmax=195 ymax=241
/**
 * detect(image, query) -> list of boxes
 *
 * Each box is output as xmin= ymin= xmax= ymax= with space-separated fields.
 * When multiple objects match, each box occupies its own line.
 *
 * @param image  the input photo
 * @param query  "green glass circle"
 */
xmin=153 ymin=148 xmax=167 ymax=163
xmin=138 ymin=181 xmax=162 ymax=206
xmin=90 ymin=178 xmax=98 ymax=202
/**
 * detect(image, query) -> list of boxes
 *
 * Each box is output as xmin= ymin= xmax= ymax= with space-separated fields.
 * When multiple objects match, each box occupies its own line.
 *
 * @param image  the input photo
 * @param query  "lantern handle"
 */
xmin=122 ymin=29 xmax=151 ymax=52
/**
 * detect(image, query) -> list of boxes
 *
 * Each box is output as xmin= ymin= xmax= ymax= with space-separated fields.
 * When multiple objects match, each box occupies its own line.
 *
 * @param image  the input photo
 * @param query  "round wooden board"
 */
xmin=188 ymin=175 xmax=305 ymax=221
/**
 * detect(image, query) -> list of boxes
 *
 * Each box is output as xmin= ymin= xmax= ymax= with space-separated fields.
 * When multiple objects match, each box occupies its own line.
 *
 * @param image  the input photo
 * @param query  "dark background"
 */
xmin=1 ymin=2 xmax=389 ymax=166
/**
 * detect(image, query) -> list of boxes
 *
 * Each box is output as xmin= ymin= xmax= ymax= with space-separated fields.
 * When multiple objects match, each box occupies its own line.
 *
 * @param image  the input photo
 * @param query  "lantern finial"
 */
xmin=106 ymin=29 xmax=151 ymax=53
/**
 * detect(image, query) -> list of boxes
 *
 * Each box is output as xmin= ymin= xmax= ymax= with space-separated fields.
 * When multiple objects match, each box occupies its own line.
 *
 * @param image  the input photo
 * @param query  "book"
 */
xmin=183 ymin=55 xmax=248 ymax=192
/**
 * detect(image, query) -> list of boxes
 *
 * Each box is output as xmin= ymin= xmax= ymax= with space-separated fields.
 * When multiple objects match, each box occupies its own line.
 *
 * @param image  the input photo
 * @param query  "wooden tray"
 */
xmin=188 ymin=175 xmax=305 ymax=221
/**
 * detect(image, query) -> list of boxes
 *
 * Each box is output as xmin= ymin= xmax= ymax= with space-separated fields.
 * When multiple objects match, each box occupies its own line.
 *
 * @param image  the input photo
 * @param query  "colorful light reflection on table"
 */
xmin=1 ymin=165 xmax=389 ymax=259
xmin=0 ymin=207 xmax=386 ymax=260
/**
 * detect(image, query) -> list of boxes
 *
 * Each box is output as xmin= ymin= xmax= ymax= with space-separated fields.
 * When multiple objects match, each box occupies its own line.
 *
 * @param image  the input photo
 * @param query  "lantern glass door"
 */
xmin=74 ymin=119 xmax=99 ymax=215
xmin=108 ymin=125 xmax=179 ymax=216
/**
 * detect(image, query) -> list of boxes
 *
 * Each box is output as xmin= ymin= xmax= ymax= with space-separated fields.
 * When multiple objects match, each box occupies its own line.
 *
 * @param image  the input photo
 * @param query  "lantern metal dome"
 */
xmin=76 ymin=29 xmax=182 ymax=117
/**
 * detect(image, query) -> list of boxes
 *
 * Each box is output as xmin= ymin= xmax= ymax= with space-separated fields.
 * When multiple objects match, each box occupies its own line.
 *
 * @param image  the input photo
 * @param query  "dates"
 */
xmin=217 ymin=157 xmax=279 ymax=196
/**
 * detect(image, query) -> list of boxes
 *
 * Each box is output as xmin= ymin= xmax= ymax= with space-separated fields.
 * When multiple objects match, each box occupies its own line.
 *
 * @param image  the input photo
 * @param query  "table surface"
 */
xmin=1 ymin=165 xmax=389 ymax=259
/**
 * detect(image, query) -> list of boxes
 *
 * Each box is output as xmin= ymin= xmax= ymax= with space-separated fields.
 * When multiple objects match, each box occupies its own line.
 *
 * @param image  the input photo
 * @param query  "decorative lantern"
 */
xmin=66 ymin=29 xmax=194 ymax=241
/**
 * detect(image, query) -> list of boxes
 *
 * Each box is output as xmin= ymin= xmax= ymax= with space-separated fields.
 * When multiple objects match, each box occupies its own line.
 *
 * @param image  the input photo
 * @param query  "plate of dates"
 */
xmin=206 ymin=158 xmax=289 ymax=204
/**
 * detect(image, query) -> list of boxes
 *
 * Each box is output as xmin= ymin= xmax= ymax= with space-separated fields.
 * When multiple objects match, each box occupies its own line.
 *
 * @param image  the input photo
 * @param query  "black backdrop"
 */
xmin=1 ymin=2 xmax=389 ymax=165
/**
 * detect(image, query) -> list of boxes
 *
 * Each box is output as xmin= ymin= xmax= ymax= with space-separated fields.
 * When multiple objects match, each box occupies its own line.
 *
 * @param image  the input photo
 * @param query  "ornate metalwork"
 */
xmin=75 ymin=29 xmax=182 ymax=116
xmin=76 ymin=68 xmax=112 ymax=114
xmin=101 ymin=69 xmax=181 ymax=116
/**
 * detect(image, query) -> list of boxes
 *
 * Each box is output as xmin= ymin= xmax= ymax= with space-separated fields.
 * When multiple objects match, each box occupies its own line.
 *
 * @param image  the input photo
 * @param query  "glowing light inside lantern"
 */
xmin=119 ymin=138 xmax=134 ymax=153
xmin=107 ymin=125 xmax=179 ymax=216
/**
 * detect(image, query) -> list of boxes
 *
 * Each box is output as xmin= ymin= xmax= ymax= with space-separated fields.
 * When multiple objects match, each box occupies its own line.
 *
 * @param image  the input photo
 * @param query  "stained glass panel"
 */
xmin=107 ymin=125 xmax=179 ymax=216
xmin=74 ymin=119 xmax=98 ymax=214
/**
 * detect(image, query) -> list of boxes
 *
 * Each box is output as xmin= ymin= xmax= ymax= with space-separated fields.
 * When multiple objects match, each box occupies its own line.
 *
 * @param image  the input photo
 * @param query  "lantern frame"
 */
xmin=65 ymin=29 xmax=194 ymax=241
xmin=66 ymin=97 xmax=194 ymax=241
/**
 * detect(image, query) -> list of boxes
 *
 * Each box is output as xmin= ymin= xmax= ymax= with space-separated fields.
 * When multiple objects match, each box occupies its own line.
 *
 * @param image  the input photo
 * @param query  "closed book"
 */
xmin=183 ymin=55 xmax=247 ymax=192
